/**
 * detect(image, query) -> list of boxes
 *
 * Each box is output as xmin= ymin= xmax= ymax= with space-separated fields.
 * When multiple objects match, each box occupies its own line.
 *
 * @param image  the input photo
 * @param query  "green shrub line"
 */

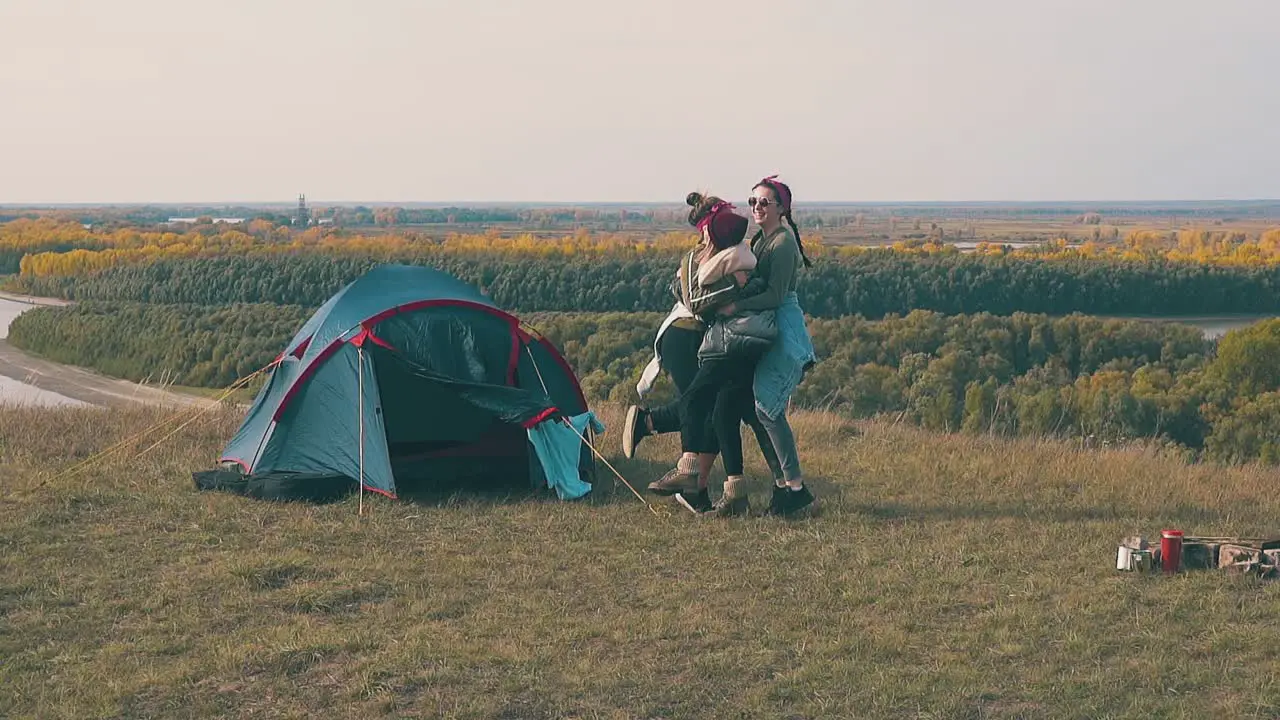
xmin=12 ymin=301 xmax=1280 ymax=464
xmin=8 ymin=250 xmax=1280 ymax=317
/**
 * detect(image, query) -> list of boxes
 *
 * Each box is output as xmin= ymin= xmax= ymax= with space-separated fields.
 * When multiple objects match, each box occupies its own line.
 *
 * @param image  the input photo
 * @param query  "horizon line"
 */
xmin=4 ymin=198 xmax=1280 ymax=208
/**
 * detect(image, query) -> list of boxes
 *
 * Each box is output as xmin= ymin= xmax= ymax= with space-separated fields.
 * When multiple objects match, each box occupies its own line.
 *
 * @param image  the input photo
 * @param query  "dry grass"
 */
xmin=3 ymin=402 xmax=1280 ymax=719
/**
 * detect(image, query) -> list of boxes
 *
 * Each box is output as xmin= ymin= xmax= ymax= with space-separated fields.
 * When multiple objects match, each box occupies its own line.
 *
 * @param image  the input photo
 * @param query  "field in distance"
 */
xmin=7 ymin=199 xmax=1280 ymax=248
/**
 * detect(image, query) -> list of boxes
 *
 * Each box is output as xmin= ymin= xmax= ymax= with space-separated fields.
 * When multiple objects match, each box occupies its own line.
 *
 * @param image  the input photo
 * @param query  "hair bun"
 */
xmin=686 ymin=192 xmax=704 ymax=208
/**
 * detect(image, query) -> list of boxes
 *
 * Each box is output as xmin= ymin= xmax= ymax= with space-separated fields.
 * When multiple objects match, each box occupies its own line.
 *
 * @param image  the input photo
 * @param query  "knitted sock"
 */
xmin=677 ymin=453 xmax=698 ymax=474
xmin=723 ymin=475 xmax=745 ymax=499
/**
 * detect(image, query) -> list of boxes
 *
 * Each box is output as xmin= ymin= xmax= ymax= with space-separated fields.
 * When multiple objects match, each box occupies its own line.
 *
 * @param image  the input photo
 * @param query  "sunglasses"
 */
xmin=747 ymin=197 xmax=775 ymax=209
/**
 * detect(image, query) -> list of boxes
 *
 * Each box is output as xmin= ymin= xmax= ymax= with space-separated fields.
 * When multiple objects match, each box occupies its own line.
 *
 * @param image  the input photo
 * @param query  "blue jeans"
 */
xmin=757 ymin=406 xmax=801 ymax=482
xmin=753 ymin=292 xmax=814 ymax=482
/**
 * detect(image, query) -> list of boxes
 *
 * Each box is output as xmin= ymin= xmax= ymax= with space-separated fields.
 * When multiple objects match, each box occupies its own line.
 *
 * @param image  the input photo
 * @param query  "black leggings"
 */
xmin=679 ymin=356 xmax=765 ymax=477
xmin=649 ymin=326 xmax=702 ymax=435
xmin=654 ymin=326 xmax=782 ymax=478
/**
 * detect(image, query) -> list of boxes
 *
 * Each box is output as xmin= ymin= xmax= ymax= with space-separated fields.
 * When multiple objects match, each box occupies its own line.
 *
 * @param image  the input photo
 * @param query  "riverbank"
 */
xmin=1096 ymin=313 xmax=1271 ymax=340
xmin=0 ymin=290 xmax=70 ymax=307
xmin=0 ymin=295 xmax=214 ymax=408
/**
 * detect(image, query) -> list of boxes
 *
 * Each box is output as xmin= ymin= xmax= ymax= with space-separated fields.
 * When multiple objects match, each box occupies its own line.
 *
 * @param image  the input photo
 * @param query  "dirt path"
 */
xmin=0 ymin=291 xmax=71 ymax=308
xmin=0 ymin=294 xmax=216 ymax=409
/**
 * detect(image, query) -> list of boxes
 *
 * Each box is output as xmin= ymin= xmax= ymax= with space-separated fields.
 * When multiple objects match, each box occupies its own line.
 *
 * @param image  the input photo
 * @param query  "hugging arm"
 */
xmin=687 ymin=275 xmax=741 ymax=318
xmin=734 ymin=242 xmax=798 ymax=312
xmin=737 ymin=276 xmax=768 ymax=302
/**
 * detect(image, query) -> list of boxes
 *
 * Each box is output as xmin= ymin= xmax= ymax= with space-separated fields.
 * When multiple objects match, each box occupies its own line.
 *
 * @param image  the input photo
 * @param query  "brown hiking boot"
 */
xmin=703 ymin=493 xmax=750 ymax=518
xmin=647 ymin=466 xmax=697 ymax=496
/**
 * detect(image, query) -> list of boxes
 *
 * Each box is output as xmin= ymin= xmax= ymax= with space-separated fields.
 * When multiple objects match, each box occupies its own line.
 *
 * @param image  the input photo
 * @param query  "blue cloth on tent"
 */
xmin=527 ymin=411 xmax=604 ymax=500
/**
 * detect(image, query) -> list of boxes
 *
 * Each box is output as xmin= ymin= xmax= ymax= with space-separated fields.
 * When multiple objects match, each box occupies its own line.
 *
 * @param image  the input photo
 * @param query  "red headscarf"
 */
xmin=696 ymin=201 xmax=748 ymax=250
xmin=756 ymin=175 xmax=793 ymax=214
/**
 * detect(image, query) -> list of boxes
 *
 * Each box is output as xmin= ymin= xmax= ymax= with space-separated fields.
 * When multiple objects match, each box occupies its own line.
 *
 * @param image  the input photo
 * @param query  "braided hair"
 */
xmin=753 ymin=177 xmax=812 ymax=268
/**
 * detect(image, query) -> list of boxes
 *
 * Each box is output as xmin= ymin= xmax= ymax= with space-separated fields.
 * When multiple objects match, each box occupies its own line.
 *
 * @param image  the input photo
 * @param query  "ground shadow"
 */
xmin=386 ymin=451 xmax=679 ymax=509
xmin=391 ymin=478 xmax=1226 ymax=525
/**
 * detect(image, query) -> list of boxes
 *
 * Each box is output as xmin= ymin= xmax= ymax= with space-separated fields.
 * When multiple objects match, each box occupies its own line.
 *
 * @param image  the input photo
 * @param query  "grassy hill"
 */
xmin=3 ymin=403 xmax=1280 ymax=718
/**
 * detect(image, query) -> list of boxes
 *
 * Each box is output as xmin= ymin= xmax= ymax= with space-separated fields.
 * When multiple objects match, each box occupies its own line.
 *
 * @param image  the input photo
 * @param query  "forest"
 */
xmin=11 ymin=251 xmax=1280 ymax=319
xmin=11 ymin=301 xmax=1280 ymax=464
xmin=7 ymin=219 xmax=1280 ymax=318
xmin=8 ymin=302 xmax=312 ymax=389
xmin=6 ymin=216 xmax=1280 ymax=464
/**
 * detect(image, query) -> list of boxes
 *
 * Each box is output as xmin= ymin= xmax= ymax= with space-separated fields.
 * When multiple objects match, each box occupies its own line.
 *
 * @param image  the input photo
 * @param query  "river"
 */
xmin=1097 ymin=315 xmax=1271 ymax=340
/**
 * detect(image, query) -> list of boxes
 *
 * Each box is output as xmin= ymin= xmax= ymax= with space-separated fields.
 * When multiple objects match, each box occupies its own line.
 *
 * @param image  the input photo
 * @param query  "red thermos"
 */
xmin=1161 ymin=529 xmax=1183 ymax=573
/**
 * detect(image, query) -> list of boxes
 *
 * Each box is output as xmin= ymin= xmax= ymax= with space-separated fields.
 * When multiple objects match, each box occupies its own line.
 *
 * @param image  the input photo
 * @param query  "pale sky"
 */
xmin=2 ymin=0 xmax=1278 ymax=204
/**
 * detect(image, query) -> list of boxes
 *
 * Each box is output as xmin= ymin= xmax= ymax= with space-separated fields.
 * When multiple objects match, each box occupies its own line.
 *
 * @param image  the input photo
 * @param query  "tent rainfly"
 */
xmin=194 ymin=264 xmax=599 ymax=502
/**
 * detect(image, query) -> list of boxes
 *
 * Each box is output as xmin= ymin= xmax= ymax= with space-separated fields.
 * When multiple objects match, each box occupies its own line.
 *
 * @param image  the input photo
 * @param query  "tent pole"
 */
xmin=524 ymin=344 xmax=552 ymax=396
xmin=358 ymin=345 xmax=365 ymax=517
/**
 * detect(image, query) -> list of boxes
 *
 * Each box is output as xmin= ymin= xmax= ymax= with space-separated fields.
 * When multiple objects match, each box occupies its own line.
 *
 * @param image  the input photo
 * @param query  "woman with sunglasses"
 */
xmin=720 ymin=175 xmax=817 ymax=516
xmin=626 ymin=195 xmax=784 ymax=496
xmin=647 ymin=193 xmax=783 ymax=517
xmin=624 ymin=212 xmax=783 ymax=497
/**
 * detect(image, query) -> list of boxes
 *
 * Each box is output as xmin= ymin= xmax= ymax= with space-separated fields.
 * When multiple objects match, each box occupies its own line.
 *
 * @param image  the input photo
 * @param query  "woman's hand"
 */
xmin=717 ymin=303 xmax=737 ymax=316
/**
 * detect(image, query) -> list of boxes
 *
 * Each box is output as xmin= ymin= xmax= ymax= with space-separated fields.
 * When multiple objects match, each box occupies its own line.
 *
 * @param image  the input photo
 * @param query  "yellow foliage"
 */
xmin=7 ymin=217 xmax=1280 ymax=279
xmin=1125 ymin=230 xmax=1171 ymax=252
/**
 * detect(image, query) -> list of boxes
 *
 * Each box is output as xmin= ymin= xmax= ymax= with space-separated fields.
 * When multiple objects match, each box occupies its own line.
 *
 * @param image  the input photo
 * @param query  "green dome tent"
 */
xmin=196 ymin=264 xmax=595 ymax=502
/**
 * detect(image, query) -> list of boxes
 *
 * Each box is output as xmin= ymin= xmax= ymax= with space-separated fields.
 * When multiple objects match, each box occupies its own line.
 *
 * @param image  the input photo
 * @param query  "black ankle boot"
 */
xmin=675 ymin=488 xmax=712 ymax=514
xmin=779 ymin=485 xmax=815 ymax=516
xmin=766 ymin=485 xmax=787 ymax=515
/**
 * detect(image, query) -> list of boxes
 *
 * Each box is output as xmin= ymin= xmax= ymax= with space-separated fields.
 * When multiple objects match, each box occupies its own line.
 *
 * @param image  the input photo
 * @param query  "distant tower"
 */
xmin=296 ymin=194 xmax=309 ymax=226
